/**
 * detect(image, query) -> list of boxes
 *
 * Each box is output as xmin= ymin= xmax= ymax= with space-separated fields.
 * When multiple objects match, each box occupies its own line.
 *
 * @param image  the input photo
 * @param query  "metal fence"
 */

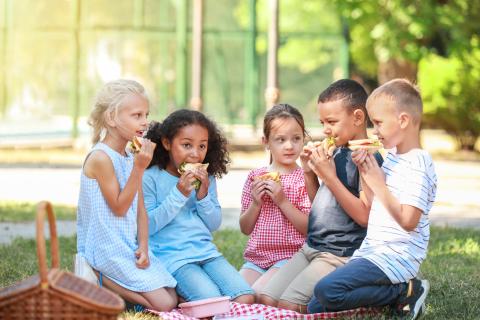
xmin=0 ymin=0 xmax=347 ymax=143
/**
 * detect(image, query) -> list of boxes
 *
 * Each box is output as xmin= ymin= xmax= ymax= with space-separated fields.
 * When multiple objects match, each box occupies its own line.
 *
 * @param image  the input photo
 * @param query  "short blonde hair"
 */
xmin=88 ymin=79 xmax=148 ymax=144
xmin=367 ymin=79 xmax=423 ymax=125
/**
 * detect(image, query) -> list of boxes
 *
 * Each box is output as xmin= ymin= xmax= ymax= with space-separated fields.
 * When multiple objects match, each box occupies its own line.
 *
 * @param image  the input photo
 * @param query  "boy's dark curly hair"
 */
xmin=145 ymin=109 xmax=230 ymax=178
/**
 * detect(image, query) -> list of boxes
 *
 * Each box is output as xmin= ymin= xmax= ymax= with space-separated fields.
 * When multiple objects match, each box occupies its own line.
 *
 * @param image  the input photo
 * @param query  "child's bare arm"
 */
xmin=309 ymin=146 xmax=370 ymax=227
xmin=84 ymin=140 xmax=156 ymax=216
xmin=352 ymin=150 xmax=375 ymax=209
xmin=301 ymin=145 xmax=320 ymax=201
xmin=303 ymin=171 xmax=320 ymax=202
xmin=265 ymin=180 xmax=308 ymax=235
xmin=239 ymin=179 xmax=265 ymax=235
xmin=136 ymin=187 xmax=149 ymax=252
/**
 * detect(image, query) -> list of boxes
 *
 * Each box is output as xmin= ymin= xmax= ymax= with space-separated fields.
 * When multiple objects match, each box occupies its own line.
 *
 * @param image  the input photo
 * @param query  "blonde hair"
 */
xmin=367 ymin=78 xmax=423 ymax=125
xmin=88 ymin=79 xmax=148 ymax=144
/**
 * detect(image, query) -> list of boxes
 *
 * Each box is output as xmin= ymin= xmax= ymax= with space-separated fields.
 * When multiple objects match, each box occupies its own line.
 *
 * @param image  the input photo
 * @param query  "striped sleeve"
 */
xmin=399 ymin=154 xmax=433 ymax=213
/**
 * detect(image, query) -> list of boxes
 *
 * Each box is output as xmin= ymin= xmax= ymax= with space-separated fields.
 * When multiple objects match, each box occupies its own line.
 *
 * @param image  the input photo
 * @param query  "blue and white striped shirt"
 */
xmin=351 ymin=149 xmax=437 ymax=284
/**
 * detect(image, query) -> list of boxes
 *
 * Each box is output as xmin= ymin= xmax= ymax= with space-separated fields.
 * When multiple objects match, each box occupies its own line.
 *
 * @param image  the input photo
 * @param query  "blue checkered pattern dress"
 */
xmin=77 ymin=142 xmax=176 ymax=292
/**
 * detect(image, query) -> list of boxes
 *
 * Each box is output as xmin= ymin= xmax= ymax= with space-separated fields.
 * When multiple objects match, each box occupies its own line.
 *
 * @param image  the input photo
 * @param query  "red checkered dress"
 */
xmin=241 ymin=167 xmax=311 ymax=269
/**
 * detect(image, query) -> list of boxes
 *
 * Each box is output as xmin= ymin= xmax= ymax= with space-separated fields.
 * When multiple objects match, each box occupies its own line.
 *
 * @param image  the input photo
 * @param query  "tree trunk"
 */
xmin=377 ymin=58 xmax=418 ymax=84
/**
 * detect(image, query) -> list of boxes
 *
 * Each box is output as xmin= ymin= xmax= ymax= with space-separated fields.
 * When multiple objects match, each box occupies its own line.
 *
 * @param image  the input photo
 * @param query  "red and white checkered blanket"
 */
xmin=148 ymin=302 xmax=381 ymax=319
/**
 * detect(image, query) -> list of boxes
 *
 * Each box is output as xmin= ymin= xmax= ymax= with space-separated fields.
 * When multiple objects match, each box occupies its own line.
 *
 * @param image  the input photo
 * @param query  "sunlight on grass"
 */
xmin=431 ymin=237 xmax=480 ymax=256
xmin=0 ymin=201 xmax=76 ymax=222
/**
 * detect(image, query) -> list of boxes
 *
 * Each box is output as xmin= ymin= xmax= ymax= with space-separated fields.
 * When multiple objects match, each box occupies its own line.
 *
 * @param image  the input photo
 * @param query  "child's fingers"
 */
xmin=352 ymin=149 xmax=367 ymax=165
xmin=136 ymin=256 xmax=148 ymax=269
xmin=364 ymin=153 xmax=376 ymax=169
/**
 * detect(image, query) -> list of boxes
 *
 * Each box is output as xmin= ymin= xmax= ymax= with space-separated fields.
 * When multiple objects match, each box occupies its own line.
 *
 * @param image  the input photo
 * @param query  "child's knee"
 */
xmin=314 ymin=277 xmax=346 ymax=309
xmin=151 ymin=294 xmax=177 ymax=311
xmin=257 ymin=293 xmax=276 ymax=306
xmin=234 ymin=293 xmax=255 ymax=304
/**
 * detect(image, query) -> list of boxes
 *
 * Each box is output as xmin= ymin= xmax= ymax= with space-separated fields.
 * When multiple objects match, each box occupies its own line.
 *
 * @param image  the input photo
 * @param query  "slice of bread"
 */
xmin=255 ymin=171 xmax=280 ymax=182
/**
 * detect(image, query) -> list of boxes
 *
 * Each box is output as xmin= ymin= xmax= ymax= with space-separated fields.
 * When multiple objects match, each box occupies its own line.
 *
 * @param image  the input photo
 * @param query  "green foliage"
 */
xmin=234 ymin=0 xmax=343 ymax=72
xmin=333 ymin=0 xmax=480 ymax=77
xmin=419 ymin=50 xmax=480 ymax=150
xmin=333 ymin=0 xmax=480 ymax=149
xmin=0 ymin=201 xmax=77 ymax=222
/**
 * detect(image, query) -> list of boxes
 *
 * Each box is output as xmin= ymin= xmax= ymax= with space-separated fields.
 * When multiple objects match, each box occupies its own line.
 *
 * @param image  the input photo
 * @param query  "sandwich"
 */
xmin=348 ymin=138 xmax=383 ymax=153
xmin=254 ymin=171 xmax=281 ymax=183
xmin=323 ymin=137 xmax=336 ymax=158
xmin=304 ymin=136 xmax=336 ymax=158
xmin=178 ymin=162 xmax=209 ymax=189
xmin=129 ymin=136 xmax=142 ymax=154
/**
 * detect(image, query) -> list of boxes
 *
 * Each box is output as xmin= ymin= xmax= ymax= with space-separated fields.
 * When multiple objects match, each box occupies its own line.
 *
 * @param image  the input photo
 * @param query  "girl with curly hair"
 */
xmin=143 ymin=109 xmax=255 ymax=303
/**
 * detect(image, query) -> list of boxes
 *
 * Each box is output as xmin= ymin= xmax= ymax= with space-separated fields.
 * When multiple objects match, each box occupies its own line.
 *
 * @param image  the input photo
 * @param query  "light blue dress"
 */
xmin=77 ymin=142 xmax=176 ymax=292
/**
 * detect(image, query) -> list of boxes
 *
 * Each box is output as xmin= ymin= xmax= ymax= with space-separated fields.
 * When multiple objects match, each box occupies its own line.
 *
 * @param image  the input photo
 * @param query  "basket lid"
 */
xmin=50 ymin=270 xmax=124 ymax=313
xmin=0 ymin=274 xmax=42 ymax=304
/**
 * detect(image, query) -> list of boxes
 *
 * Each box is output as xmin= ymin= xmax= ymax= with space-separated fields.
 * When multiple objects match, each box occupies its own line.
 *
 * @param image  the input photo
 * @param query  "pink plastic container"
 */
xmin=179 ymin=296 xmax=231 ymax=318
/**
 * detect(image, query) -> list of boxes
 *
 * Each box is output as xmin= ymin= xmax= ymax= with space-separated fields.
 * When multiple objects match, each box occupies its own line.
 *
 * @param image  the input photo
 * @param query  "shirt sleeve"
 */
xmin=143 ymin=169 xmax=188 ymax=235
xmin=295 ymin=176 xmax=311 ymax=215
xmin=195 ymin=176 xmax=222 ymax=231
xmin=240 ymin=170 xmax=255 ymax=213
xmin=398 ymin=154 xmax=432 ymax=214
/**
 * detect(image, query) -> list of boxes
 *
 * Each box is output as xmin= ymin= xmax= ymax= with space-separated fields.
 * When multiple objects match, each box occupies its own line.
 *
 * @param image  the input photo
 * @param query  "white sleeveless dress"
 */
xmin=77 ymin=142 xmax=176 ymax=292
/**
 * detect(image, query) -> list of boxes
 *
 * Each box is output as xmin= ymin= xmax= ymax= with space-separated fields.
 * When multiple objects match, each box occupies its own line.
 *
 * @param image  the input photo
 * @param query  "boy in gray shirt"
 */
xmin=258 ymin=79 xmax=382 ymax=313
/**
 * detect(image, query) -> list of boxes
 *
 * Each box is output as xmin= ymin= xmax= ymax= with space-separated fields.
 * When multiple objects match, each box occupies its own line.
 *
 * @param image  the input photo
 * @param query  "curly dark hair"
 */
xmin=145 ymin=109 xmax=230 ymax=178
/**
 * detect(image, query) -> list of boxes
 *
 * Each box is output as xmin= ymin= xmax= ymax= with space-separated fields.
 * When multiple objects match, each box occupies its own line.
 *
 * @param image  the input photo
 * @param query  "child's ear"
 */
xmin=398 ymin=112 xmax=410 ymax=129
xmin=353 ymin=109 xmax=365 ymax=126
xmin=105 ymin=110 xmax=116 ymax=127
xmin=261 ymin=136 xmax=268 ymax=149
xmin=161 ymin=137 xmax=171 ymax=151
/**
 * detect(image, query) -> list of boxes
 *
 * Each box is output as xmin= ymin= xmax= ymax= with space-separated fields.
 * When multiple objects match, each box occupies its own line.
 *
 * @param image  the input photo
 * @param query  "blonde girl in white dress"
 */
xmin=77 ymin=79 xmax=177 ymax=311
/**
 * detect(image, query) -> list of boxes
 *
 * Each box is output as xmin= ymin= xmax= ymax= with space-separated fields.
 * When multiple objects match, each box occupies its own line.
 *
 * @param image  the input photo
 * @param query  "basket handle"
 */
xmin=36 ymin=201 xmax=60 ymax=287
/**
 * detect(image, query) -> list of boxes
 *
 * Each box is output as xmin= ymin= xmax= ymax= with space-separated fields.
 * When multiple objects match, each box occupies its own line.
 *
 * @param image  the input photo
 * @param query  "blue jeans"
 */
xmin=240 ymin=259 xmax=289 ymax=274
xmin=172 ymin=256 xmax=254 ymax=301
xmin=307 ymin=258 xmax=407 ymax=313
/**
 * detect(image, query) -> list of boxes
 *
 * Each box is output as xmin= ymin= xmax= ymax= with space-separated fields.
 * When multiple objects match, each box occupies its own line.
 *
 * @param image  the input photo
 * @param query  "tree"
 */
xmin=419 ymin=51 xmax=480 ymax=150
xmin=334 ymin=0 xmax=480 ymax=149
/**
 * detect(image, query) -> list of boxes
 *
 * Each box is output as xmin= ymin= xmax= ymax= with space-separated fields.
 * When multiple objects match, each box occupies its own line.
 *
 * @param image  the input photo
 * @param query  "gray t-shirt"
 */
xmin=306 ymin=147 xmax=383 ymax=257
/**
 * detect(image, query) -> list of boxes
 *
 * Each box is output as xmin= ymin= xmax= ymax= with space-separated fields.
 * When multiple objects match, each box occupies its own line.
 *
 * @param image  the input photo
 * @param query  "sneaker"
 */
xmin=397 ymin=278 xmax=430 ymax=319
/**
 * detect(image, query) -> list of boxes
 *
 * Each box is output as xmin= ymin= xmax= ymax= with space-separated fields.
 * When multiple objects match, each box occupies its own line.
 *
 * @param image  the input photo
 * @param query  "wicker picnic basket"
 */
xmin=0 ymin=201 xmax=125 ymax=319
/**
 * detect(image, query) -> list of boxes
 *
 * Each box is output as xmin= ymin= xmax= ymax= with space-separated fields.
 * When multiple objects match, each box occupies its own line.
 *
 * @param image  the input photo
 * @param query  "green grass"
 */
xmin=0 ymin=201 xmax=77 ymax=222
xmin=1 ymin=227 xmax=479 ymax=319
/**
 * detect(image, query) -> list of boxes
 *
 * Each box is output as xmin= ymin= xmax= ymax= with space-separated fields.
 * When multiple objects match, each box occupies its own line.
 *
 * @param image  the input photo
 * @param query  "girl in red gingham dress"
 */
xmin=240 ymin=104 xmax=311 ymax=294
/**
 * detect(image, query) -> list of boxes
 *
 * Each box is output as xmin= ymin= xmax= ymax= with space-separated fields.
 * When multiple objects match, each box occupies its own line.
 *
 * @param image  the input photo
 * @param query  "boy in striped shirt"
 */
xmin=308 ymin=79 xmax=437 ymax=320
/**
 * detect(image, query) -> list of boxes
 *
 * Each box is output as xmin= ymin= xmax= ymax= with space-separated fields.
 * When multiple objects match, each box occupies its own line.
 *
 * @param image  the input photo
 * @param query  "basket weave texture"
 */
xmin=0 ymin=201 xmax=125 ymax=319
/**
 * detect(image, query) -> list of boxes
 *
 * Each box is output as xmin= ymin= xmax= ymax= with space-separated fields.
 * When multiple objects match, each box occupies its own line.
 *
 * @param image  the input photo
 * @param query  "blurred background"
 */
xmin=0 ymin=0 xmax=478 ymax=152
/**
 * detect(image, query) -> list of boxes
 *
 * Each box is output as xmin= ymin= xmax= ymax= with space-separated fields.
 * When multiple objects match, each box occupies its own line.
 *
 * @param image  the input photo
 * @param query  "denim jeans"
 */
xmin=172 ymin=256 xmax=254 ymax=301
xmin=240 ymin=259 xmax=289 ymax=274
xmin=307 ymin=258 xmax=407 ymax=313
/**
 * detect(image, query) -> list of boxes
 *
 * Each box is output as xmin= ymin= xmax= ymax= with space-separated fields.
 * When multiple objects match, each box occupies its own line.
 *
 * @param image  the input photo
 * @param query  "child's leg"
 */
xmin=258 ymin=247 xmax=310 ymax=307
xmin=239 ymin=261 xmax=265 ymax=286
xmin=277 ymin=252 xmax=347 ymax=313
xmin=99 ymin=274 xmax=176 ymax=311
xmin=202 ymin=256 xmax=255 ymax=304
xmin=239 ymin=260 xmax=286 ymax=294
xmin=251 ymin=266 xmax=279 ymax=293
xmin=141 ymin=287 xmax=178 ymax=311
xmin=172 ymin=262 xmax=223 ymax=301
xmin=308 ymin=258 xmax=405 ymax=312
